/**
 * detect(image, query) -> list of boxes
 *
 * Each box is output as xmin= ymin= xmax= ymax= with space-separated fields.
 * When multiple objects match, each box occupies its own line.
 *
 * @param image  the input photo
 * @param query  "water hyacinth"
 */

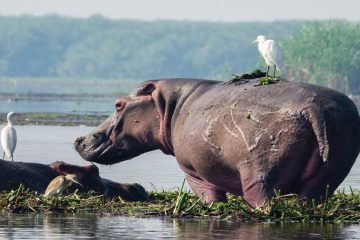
xmin=1 ymin=185 xmax=360 ymax=223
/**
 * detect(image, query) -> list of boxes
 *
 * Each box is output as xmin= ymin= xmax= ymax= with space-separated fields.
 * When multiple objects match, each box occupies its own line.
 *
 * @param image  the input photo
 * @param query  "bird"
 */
xmin=44 ymin=174 xmax=84 ymax=197
xmin=1 ymin=112 xmax=18 ymax=161
xmin=253 ymin=35 xmax=284 ymax=78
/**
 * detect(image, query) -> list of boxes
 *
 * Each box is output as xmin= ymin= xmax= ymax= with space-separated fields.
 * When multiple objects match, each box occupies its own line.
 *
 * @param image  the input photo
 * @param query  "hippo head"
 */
xmin=49 ymin=161 xmax=107 ymax=194
xmin=75 ymin=81 xmax=171 ymax=165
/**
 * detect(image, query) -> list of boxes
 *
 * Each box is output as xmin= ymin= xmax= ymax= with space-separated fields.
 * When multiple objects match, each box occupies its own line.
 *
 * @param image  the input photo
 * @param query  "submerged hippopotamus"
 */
xmin=0 ymin=159 xmax=149 ymax=201
xmin=75 ymin=77 xmax=360 ymax=206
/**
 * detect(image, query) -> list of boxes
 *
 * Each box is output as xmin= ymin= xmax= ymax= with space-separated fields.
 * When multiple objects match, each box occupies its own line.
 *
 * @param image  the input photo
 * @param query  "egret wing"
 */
xmin=258 ymin=42 xmax=272 ymax=66
xmin=267 ymin=40 xmax=284 ymax=70
xmin=1 ymin=126 xmax=16 ymax=157
xmin=45 ymin=176 xmax=64 ymax=197
xmin=8 ymin=127 xmax=17 ymax=156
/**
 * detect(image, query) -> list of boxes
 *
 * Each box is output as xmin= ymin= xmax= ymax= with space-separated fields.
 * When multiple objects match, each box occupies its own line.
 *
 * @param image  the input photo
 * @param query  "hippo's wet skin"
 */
xmin=0 ymin=159 xmax=149 ymax=201
xmin=75 ymin=78 xmax=360 ymax=207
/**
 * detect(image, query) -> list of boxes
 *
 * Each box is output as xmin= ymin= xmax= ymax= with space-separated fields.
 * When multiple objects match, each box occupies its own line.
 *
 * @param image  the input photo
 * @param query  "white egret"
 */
xmin=253 ymin=35 xmax=284 ymax=78
xmin=44 ymin=174 xmax=84 ymax=197
xmin=1 ymin=112 xmax=18 ymax=161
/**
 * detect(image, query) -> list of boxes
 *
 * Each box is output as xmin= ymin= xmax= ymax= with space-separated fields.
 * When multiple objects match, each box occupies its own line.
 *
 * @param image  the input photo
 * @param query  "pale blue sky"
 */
xmin=0 ymin=0 xmax=359 ymax=21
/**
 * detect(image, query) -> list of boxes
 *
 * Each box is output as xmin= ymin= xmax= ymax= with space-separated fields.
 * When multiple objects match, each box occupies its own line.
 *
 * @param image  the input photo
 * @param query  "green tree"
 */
xmin=283 ymin=21 xmax=360 ymax=94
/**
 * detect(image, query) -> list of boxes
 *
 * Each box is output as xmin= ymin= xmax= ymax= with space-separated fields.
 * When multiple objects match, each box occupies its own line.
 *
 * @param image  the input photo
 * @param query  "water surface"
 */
xmin=0 ymin=78 xmax=138 ymax=114
xmin=0 ymin=213 xmax=360 ymax=240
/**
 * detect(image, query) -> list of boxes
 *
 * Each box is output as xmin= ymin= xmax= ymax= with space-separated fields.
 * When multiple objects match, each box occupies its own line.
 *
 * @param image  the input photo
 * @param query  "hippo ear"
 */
xmin=134 ymin=82 xmax=156 ymax=96
xmin=56 ymin=163 xmax=99 ymax=177
xmin=86 ymin=164 xmax=100 ymax=176
xmin=57 ymin=163 xmax=76 ymax=175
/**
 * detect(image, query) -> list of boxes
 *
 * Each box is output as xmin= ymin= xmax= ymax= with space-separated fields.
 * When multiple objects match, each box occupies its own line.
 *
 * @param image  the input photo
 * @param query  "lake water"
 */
xmin=1 ymin=213 xmax=360 ymax=240
xmin=0 ymin=78 xmax=138 ymax=114
xmin=0 ymin=125 xmax=360 ymax=239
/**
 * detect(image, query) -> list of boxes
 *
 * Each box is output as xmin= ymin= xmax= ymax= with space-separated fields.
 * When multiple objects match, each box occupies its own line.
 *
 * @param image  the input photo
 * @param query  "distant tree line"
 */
xmin=283 ymin=21 xmax=360 ymax=94
xmin=0 ymin=15 xmax=304 ymax=80
xmin=0 ymin=16 xmax=360 ymax=94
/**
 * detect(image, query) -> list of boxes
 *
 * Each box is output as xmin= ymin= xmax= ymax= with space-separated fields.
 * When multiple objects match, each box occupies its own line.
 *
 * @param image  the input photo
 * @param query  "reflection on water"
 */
xmin=0 ymin=213 xmax=360 ymax=239
xmin=0 ymin=125 xmax=360 ymax=239
xmin=172 ymin=219 xmax=360 ymax=240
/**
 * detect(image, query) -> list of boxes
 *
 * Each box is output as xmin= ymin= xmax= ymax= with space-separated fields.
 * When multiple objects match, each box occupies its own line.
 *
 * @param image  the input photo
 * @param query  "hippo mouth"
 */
xmin=74 ymin=122 xmax=119 ymax=164
xmin=76 ymin=140 xmax=122 ymax=165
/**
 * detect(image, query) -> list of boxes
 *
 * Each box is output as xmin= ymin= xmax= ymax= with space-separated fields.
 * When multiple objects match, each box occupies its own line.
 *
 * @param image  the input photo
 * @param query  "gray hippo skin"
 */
xmin=75 ymin=78 xmax=360 ymax=207
xmin=0 ymin=159 xmax=149 ymax=201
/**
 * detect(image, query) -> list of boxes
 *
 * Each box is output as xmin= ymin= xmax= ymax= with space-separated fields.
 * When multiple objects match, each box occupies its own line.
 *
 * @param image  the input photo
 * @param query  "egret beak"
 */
xmin=72 ymin=178 xmax=84 ymax=188
xmin=67 ymin=175 xmax=84 ymax=188
xmin=252 ymin=39 xmax=258 ymax=43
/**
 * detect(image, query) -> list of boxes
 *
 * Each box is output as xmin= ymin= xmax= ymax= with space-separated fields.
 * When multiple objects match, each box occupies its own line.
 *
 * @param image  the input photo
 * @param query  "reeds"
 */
xmin=1 ymin=185 xmax=360 ymax=223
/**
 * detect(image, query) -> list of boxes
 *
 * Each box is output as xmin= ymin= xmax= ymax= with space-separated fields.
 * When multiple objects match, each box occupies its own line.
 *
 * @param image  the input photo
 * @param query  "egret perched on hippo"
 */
xmin=253 ymin=35 xmax=284 ymax=78
xmin=75 ymin=76 xmax=360 ymax=207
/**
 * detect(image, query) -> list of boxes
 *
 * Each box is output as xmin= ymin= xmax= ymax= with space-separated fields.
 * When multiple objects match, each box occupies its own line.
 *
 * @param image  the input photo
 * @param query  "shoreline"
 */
xmin=0 ymin=112 xmax=108 ymax=126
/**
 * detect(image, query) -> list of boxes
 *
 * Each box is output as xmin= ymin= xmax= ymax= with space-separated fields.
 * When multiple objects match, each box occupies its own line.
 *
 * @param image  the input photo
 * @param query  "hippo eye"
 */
xmin=116 ymin=139 xmax=124 ymax=147
xmin=93 ymin=132 xmax=102 ymax=138
xmin=115 ymin=100 xmax=126 ymax=113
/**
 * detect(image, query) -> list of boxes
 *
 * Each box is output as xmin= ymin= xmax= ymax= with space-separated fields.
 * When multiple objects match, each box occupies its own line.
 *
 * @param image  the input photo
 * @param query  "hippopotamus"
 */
xmin=0 ymin=159 xmax=149 ymax=201
xmin=75 ymin=77 xmax=360 ymax=207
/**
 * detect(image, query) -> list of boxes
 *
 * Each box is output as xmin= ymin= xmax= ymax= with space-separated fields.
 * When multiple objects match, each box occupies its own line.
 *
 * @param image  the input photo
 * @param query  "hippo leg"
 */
xmin=241 ymin=178 xmax=268 ymax=207
xmin=297 ymin=157 xmax=350 ymax=201
xmin=298 ymin=121 xmax=359 ymax=201
xmin=185 ymin=174 xmax=227 ymax=202
xmin=298 ymin=146 xmax=353 ymax=201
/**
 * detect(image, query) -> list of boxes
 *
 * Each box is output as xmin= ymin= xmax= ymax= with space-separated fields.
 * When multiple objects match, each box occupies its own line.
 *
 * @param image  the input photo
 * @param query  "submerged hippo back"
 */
xmin=0 ymin=160 xmax=58 ymax=192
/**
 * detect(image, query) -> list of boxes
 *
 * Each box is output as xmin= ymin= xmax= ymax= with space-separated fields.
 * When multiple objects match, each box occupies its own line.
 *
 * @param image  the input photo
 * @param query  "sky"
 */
xmin=0 ymin=0 xmax=359 ymax=22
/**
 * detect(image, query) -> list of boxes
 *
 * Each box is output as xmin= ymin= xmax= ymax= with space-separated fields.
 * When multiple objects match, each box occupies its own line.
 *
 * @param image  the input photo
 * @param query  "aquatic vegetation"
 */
xmin=259 ymin=77 xmax=279 ymax=85
xmin=1 ymin=185 xmax=360 ymax=223
xmin=231 ymin=69 xmax=266 ymax=81
xmin=229 ymin=70 xmax=280 ymax=86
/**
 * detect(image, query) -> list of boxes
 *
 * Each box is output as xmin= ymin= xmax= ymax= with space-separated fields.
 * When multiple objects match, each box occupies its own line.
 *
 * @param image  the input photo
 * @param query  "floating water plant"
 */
xmin=1 ymin=185 xmax=360 ymax=223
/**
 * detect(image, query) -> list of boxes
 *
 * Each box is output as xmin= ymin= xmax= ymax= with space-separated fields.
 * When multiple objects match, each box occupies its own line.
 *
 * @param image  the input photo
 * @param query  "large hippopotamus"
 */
xmin=0 ymin=159 xmax=149 ymax=201
xmin=75 ymin=77 xmax=360 ymax=206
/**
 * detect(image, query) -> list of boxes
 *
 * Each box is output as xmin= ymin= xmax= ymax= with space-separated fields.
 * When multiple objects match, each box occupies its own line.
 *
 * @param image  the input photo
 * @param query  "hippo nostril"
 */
xmin=75 ymin=137 xmax=85 ymax=146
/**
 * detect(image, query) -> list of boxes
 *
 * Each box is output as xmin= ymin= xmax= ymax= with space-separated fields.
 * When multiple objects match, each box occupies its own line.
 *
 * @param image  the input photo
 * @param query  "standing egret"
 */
xmin=1 ymin=112 xmax=18 ymax=161
xmin=44 ymin=174 xmax=84 ymax=197
xmin=253 ymin=35 xmax=284 ymax=78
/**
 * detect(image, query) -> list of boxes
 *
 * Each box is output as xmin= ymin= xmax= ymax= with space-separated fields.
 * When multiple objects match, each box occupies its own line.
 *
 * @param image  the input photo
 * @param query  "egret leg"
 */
xmin=266 ymin=65 xmax=270 ymax=77
xmin=273 ymin=65 xmax=277 ymax=78
xmin=2 ymin=152 xmax=4 ymax=160
xmin=11 ymin=155 xmax=13 ymax=162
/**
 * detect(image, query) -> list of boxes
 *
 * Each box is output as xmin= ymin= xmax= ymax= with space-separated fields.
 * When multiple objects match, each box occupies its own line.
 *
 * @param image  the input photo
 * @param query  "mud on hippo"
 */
xmin=75 ymin=77 xmax=360 ymax=207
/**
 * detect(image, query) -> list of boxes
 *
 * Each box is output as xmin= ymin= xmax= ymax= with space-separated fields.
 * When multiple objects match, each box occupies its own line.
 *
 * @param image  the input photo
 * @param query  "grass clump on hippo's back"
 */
xmin=258 ymin=77 xmax=279 ymax=85
xmin=1 ymin=185 xmax=360 ymax=223
xmin=229 ymin=69 xmax=280 ymax=86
